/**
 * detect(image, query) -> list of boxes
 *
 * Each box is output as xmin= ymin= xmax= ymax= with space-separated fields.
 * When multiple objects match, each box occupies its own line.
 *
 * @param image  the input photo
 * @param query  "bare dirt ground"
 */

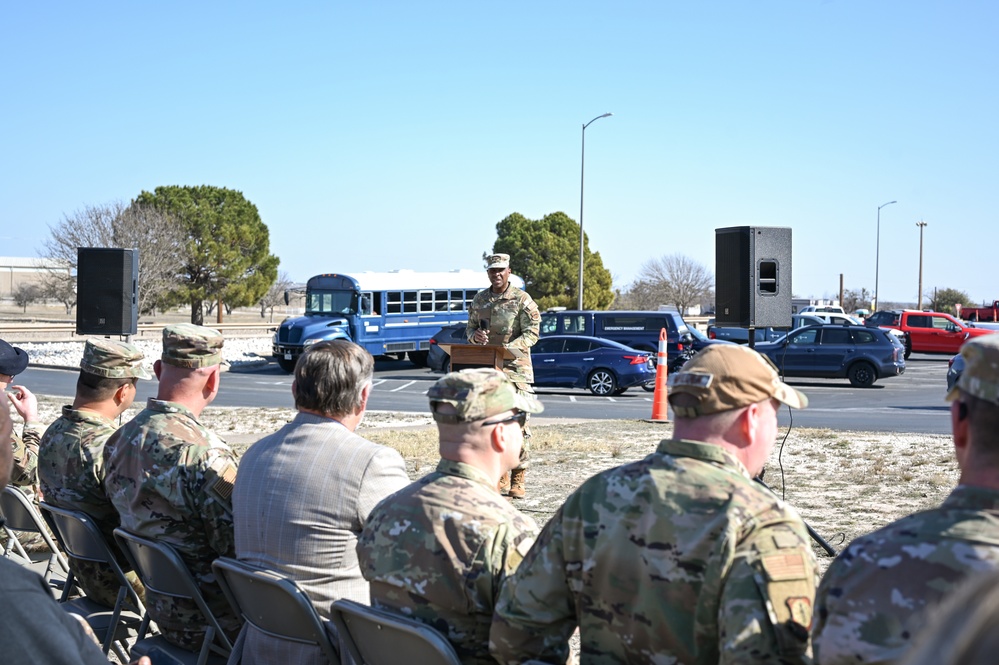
xmin=23 ymin=395 xmax=958 ymax=570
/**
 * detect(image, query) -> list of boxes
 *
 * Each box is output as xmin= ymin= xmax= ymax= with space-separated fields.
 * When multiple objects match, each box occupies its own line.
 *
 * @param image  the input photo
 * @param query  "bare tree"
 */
xmin=40 ymin=269 xmax=76 ymax=315
xmin=259 ymin=271 xmax=293 ymax=322
xmin=12 ymin=283 xmax=41 ymax=313
xmin=841 ymin=287 xmax=872 ymax=314
xmin=41 ymin=200 xmax=188 ymax=315
xmin=631 ymin=254 xmax=714 ymax=315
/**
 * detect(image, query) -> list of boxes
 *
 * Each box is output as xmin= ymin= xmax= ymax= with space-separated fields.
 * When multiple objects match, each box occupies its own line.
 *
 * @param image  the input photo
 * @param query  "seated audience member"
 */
xmin=104 ymin=324 xmax=241 ymax=652
xmin=814 ymin=333 xmax=999 ymax=664
xmin=490 ymin=344 xmax=816 ymax=664
xmin=358 ymin=368 xmax=543 ymax=664
xmin=1 ymin=338 xmax=42 ymax=489
xmin=899 ymin=568 xmax=999 ymax=665
xmin=0 ymin=391 xmax=114 ymax=664
xmin=38 ymin=338 xmax=151 ymax=606
xmin=232 ymin=340 xmax=409 ymax=664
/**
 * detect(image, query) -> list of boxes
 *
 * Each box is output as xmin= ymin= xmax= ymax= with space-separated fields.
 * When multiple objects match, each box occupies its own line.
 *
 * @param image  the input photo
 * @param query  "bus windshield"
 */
xmin=306 ymin=289 xmax=357 ymax=316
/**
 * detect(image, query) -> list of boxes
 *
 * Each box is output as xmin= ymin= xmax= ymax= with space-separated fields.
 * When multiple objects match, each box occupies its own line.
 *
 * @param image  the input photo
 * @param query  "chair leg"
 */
xmin=197 ymin=626 xmax=216 ymax=665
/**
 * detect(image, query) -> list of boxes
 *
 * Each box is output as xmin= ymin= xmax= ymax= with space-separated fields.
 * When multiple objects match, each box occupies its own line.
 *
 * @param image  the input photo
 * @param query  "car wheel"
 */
xmin=276 ymin=357 xmax=297 ymax=373
xmin=588 ymin=370 xmax=617 ymax=396
xmin=442 ymin=358 xmax=451 ymax=374
xmin=642 ymin=380 xmax=656 ymax=392
xmin=904 ymin=338 xmax=912 ymax=359
xmin=408 ymin=351 xmax=429 ymax=367
xmin=848 ymin=361 xmax=877 ymax=388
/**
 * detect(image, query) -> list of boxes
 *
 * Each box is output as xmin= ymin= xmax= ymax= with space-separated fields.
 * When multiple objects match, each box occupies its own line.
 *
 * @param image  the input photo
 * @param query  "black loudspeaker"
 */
xmin=76 ymin=248 xmax=138 ymax=336
xmin=715 ymin=226 xmax=792 ymax=328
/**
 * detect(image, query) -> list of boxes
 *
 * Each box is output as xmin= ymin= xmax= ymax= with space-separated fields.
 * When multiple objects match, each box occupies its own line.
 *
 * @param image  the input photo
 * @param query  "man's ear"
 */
xmin=153 ymin=359 xmax=162 ymax=380
xmin=357 ymin=381 xmax=372 ymax=413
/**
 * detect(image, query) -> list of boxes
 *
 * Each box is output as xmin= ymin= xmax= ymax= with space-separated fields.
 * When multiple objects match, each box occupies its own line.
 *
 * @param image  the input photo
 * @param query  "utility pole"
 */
xmin=916 ymin=221 xmax=928 ymax=309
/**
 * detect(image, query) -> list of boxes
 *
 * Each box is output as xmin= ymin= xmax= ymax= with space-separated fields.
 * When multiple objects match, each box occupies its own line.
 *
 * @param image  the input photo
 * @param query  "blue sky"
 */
xmin=2 ymin=2 xmax=996 ymax=306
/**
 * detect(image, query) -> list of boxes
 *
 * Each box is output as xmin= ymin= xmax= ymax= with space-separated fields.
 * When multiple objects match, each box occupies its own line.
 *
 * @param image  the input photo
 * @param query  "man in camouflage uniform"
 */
xmin=38 ymin=338 xmax=151 ymax=607
xmin=358 ymin=368 xmax=543 ymax=664
xmin=813 ymin=333 xmax=999 ymax=665
xmin=1 ymin=338 xmax=42 ymax=490
xmin=466 ymin=252 xmax=540 ymax=498
xmin=491 ymin=344 xmax=817 ymax=664
xmin=103 ymin=324 xmax=241 ymax=652
xmin=0 ymin=337 xmax=51 ymax=553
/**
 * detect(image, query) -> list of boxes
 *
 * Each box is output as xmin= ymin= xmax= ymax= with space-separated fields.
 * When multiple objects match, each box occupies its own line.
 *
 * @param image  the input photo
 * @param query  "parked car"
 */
xmin=947 ymin=353 xmax=965 ymax=393
xmin=754 ymin=324 xmax=905 ymax=387
xmin=868 ymin=309 xmax=995 ymax=357
xmin=427 ymin=323 xmax=468 ymax=373
xmin=707 ymin=314 xmax=825 ymax=344
xmin=530 ymin=335 xmax=655 ymax=395
xmin=800 ymin=305 xmax=847 ymax=315
xmin=539 ymin=309 xmax=719 ymax=365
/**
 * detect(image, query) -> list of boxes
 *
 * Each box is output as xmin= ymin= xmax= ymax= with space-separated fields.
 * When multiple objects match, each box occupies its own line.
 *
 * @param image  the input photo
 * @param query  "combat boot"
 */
xmin=498 ymin=471 xmax=511 ymax=495
xmin=508 ymin=468 xmax=526 ymax=498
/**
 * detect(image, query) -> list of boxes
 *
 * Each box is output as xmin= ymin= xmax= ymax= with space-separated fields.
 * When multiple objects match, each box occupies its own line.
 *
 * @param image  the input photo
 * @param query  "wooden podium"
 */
xmin=441 ymin=344 xmax=522 ymax=372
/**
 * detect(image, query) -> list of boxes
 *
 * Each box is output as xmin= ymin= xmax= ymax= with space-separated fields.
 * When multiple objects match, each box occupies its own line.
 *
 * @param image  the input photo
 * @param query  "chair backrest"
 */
xmin=330 ymin=599 xmax=462 ymax=665
xmin=1 ymin=487 xmax=69 ymax=577
xmin=40 ymin=503 xmax=142 ymax=606
xmin=40 ymin=503 xmax=145 ymax=656
xmin=113 ymin=528 xmax=234 ymax=658
xmin=212 ymin=557 xmax=340 ymax=665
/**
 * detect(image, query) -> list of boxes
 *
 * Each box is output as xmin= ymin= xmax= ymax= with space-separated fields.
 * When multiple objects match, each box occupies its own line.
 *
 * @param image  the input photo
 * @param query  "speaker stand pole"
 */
xmin=747 ymin=327 xmax=756 ymax=350
xmin=753 ymin=477 xmax=837 ymax=557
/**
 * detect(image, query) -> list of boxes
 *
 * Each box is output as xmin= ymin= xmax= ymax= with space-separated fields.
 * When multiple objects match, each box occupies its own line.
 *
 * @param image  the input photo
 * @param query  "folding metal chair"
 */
xmin=40 ymin=503 xmax=145 ymax=661
xmin=0 ymin=486 xmax=69 ymax=585
xmin=212 ymin=557 xmax=341 ymax=665
xmin=330 ymin=599 xmax=462 ymax=665
xmin=114 ymin=528 xmax=234 ymax=665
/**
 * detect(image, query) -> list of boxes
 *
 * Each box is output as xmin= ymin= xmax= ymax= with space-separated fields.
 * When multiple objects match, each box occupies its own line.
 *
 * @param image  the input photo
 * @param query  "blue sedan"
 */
xmin=754 ymin=324 xmax=905 ymax=388
xmin=531 ymin=335 xmax=656 ymax=395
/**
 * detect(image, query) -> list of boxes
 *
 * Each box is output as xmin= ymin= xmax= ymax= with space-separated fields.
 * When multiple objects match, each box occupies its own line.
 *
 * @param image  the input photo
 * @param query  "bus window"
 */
xmin=360 ymin=293 xmax=373 ymax=316
xmin=404 ymin=291 xmax=418 ymax=313
xmin=387 ymin=291 xmax=402 ymax=314
xmin=435 ymin=290 xmax=449 ymax=312
xmin=419 ymin=291 xmax=434 ymax=313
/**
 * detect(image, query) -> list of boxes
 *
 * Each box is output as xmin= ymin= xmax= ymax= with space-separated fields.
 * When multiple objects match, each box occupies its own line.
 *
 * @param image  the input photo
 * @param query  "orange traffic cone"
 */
xmin=647 ymin=328 xmax=671 ymax=423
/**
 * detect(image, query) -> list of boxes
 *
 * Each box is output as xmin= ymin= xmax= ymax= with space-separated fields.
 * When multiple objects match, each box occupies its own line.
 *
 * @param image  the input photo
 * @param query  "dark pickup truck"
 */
xmin=706 ymin=314 xmax=825 ymax=344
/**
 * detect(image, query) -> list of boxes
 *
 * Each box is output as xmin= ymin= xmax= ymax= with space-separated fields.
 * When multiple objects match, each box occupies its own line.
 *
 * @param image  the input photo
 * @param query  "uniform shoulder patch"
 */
xmin=760 ymin=552 xmax=807 ymax=581
xmin=209 ymin=461 xmax=237 ymax=503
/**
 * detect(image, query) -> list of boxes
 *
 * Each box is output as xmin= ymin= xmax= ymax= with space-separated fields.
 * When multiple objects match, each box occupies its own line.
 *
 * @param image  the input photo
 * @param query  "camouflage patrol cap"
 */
xmin=485 ymin=253 xmax=510 ymax=269
xmin=161 ymin=324 xmax=224 ymax=369
xmin=80 ymin=338 xmax=152 ymax=380
xmin=667 ymin=344 xmax=808 ymax=417
xmin=947 ymin=333 xmax=999 ymax=405
xmin=428 ymin=368 xmax=543 ymax=424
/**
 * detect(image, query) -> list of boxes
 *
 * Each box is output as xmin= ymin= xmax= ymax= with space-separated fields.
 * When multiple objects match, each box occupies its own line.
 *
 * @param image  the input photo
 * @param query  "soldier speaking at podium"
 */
xmin=467 ymin=253 xmax=541 ymax=499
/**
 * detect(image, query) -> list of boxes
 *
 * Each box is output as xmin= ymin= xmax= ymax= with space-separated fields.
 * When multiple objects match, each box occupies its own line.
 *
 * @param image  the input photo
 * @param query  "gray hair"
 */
xmin=294 ymin=340 xmax=374 ymax=418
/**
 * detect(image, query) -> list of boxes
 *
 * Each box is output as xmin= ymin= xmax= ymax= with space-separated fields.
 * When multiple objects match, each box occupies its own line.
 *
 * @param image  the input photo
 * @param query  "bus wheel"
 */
xmin=277 ymin=357 xmax=297 ymax=373
xmin=409 ymin=351 xmax=429 ymax=367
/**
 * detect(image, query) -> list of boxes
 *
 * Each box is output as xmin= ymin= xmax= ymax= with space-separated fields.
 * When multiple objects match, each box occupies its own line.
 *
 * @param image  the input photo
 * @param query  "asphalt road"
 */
xmin=16 ymin=354 xmax=954 ymax=435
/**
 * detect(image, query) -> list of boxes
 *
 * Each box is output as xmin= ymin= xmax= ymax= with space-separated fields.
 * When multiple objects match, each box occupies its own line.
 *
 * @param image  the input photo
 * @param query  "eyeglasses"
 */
xmin=482 ymin=411 xmax=527 ymax=428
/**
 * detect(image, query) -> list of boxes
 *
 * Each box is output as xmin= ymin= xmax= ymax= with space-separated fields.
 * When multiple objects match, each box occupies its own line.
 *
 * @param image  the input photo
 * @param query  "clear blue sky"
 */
xmin=2 ymin=1 xmax=996 ymax=306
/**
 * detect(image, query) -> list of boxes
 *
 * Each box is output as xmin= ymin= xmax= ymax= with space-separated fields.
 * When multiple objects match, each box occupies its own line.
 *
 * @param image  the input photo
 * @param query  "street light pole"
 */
xmin=873 ymin=200 xmax=897 ymax=312
xmin=916 ymin=220 xmax=928 ymax=309
xmin=578 ymin=112 xmax=612 ymax=310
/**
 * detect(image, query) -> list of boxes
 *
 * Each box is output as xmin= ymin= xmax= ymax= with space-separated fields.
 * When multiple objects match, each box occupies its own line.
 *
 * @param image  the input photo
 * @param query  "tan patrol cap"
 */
xmin=668 ymin=344 xmax=808 ymax=417
xmin=947 ymin=334 xmax=999 ymax=405
xmin=80 ymin=338 xmax=152 ymax=380
xmin=485 ymin=253 xmax=510 ymax=269
xmin=161 ymin=324 xmax=224 ymax=369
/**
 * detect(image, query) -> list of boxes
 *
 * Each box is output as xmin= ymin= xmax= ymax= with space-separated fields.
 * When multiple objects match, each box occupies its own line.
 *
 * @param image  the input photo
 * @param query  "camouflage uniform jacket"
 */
xmin=358 ymin=459 xmax=539 ymax=665
xmin=490 ymin=438 xmax=817 ymax=665
xmin=38 ymin=406 xmax=130 ymax=606
xmin=813 ymin=484 xmax=999 ymax=665
xmin=466 ymin=284 xmax=540 ymax=384
xmin=9 ymin=419 xmax=41 ymax=488
xmin=103 ymin=399 xmax=241 ymax=649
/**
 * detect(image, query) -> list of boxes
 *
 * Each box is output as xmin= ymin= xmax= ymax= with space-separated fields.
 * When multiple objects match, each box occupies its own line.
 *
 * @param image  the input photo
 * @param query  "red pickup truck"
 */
xmin=871 ymin=310 xmax=994 ymax=356
xmin=957 ymin=301 xmax=999 ymax=322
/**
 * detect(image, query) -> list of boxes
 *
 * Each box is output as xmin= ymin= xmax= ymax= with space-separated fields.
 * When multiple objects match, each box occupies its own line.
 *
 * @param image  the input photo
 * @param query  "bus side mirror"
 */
xmin=284 ymin=290 xmax=290 ymax=306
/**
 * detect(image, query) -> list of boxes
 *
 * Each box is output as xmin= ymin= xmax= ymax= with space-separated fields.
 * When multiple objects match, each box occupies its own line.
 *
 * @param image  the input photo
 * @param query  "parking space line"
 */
xmin=390 ymin=381 xmax=417 ymax=392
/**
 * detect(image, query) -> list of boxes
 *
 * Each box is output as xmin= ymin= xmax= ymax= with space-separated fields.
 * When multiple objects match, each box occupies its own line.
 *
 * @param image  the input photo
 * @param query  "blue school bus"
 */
xmin=272 ymin=269 xmax=524 ymax=372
